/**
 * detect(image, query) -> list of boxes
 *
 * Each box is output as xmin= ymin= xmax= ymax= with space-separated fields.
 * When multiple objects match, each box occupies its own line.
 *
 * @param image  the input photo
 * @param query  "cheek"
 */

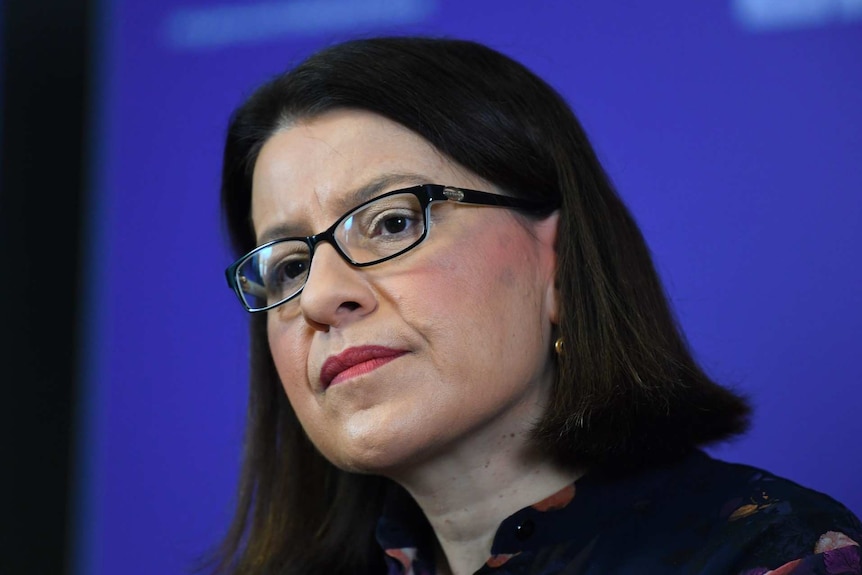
xmin=267 ymin=316 xmax=312 ymax=398
xmin=392 ymin=229 xmax=545 ymax=356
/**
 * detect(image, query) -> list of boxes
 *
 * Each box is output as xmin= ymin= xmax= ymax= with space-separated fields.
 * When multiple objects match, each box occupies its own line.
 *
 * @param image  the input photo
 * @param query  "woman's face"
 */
xmin=251 ymin=109 xmax=560 ymax=476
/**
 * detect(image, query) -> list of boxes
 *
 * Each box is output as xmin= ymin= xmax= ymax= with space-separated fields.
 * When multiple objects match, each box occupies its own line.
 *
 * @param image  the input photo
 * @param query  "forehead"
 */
xmin=250 ymin=110 xmax=470 ymax=241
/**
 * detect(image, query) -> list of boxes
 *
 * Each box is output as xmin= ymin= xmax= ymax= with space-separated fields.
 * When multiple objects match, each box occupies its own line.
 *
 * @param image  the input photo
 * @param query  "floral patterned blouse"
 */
xmin=375 ymin=451 xmax=861 ymax=574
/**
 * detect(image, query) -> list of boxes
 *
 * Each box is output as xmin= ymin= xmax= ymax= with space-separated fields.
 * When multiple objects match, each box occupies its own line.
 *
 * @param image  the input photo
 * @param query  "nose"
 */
xmin=297 ymin=242 xmax=377 ymax=331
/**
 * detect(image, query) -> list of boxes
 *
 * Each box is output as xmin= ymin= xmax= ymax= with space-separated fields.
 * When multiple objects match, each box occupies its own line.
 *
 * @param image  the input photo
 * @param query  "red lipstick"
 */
xmin=320 ymin=346 xmax=407 ymax=388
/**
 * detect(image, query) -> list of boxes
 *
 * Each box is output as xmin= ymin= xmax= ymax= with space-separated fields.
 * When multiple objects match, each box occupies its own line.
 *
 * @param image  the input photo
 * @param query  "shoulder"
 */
xmin=667 ymin=453 xmax=862 ymax=574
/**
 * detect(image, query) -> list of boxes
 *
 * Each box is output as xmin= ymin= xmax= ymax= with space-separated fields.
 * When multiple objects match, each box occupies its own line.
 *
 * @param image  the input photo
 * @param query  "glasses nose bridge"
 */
xmin=306 ymin=226 xmax=352 ymax=267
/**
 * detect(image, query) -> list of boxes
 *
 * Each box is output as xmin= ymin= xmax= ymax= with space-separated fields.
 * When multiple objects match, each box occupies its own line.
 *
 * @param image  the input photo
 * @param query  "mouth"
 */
xmin=319 ymin=346 xmax=408 ymax=389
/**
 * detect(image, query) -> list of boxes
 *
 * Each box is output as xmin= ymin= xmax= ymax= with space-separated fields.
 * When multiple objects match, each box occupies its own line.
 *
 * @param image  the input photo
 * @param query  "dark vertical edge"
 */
xmin=67 ymin=0 xmax=105 ymax=571
xmin=0 ymin=1 xmax=92 ymax=574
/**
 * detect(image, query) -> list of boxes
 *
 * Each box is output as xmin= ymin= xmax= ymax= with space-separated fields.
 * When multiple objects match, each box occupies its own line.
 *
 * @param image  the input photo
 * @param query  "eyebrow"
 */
xmin=256 ymin=172 xmax=430 ymax=245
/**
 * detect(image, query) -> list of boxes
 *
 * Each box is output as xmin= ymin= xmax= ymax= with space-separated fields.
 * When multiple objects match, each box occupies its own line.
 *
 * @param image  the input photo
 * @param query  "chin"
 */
xmin=324 ymin=445 xmax=407 ymax=476
xmin=318 ymin=432 xmax=442 ymax=478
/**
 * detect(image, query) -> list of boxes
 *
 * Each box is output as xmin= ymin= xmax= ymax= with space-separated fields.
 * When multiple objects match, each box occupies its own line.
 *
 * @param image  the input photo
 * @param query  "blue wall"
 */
xmin=76 ymin=2 xmax=862 ymax=573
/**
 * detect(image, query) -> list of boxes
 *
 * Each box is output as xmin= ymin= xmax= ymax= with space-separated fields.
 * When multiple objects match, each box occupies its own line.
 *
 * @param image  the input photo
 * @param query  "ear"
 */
xmin=534 ymin=210 xmax=561 ymax=326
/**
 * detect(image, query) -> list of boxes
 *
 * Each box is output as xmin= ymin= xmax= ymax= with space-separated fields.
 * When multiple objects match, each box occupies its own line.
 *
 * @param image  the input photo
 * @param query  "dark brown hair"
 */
xmin=213 ymin=36 xmax=750 ymax=575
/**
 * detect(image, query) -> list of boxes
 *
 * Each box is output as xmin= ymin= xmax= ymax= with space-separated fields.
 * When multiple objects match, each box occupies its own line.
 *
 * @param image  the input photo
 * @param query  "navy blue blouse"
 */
xmin=376 ymin=451 xmax=861 ymax=574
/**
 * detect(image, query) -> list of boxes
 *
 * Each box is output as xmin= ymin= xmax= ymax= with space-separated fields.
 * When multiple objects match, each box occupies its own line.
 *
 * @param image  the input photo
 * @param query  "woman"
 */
xmin=217 ymin=37 xmax=861 ymax=575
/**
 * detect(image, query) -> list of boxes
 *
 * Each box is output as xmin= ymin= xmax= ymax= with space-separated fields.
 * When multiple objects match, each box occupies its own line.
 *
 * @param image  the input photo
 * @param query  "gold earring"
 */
xmin=554 ymin=337 xmax=564 ymax=356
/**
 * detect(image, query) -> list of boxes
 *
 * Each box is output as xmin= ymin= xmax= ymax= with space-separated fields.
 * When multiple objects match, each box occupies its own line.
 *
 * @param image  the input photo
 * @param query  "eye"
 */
xmin=381 ymin=214 xmax=410 ymax=234
xmin=368 ymin=209 xmax=420 ymax=237
xmin=341 ymin=193 xmax=425 ymax=253
xmin=264 ymin=252 xmax=310 ymax=294
xmin=274 ymin=258 xmax=309 ymax=281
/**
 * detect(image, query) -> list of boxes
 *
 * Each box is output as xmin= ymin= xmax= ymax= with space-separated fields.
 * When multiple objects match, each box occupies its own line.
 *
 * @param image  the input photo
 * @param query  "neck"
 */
xmin=389 ymin=431 xmax=583 ymax=575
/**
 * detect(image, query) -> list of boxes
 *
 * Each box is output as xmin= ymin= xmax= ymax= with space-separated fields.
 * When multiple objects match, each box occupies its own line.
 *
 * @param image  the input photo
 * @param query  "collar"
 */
xmin=375 ymin=451 xmax=706 ymax=573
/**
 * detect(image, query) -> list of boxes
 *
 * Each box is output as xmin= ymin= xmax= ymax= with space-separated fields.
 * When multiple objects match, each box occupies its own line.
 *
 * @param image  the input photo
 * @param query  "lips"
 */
xmin=319 ymin=346 xmax=407 ymax=389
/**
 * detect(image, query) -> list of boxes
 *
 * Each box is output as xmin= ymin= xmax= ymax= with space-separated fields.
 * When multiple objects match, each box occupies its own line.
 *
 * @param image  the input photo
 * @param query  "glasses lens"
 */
xmin=236 ymin=240 xmax=311 ymax=310
xmin=336 ymin=192 xmax=426 ymax=263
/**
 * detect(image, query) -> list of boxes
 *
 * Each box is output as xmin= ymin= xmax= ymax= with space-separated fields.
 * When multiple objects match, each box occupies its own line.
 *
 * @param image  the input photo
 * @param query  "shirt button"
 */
xmin=514 ymin=519 xmax=535 ymax=541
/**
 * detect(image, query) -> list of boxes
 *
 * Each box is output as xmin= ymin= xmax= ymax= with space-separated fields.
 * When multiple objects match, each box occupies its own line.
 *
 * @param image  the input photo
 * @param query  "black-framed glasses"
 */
xmin=225 ymin=184 xmax=553 ymax=312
